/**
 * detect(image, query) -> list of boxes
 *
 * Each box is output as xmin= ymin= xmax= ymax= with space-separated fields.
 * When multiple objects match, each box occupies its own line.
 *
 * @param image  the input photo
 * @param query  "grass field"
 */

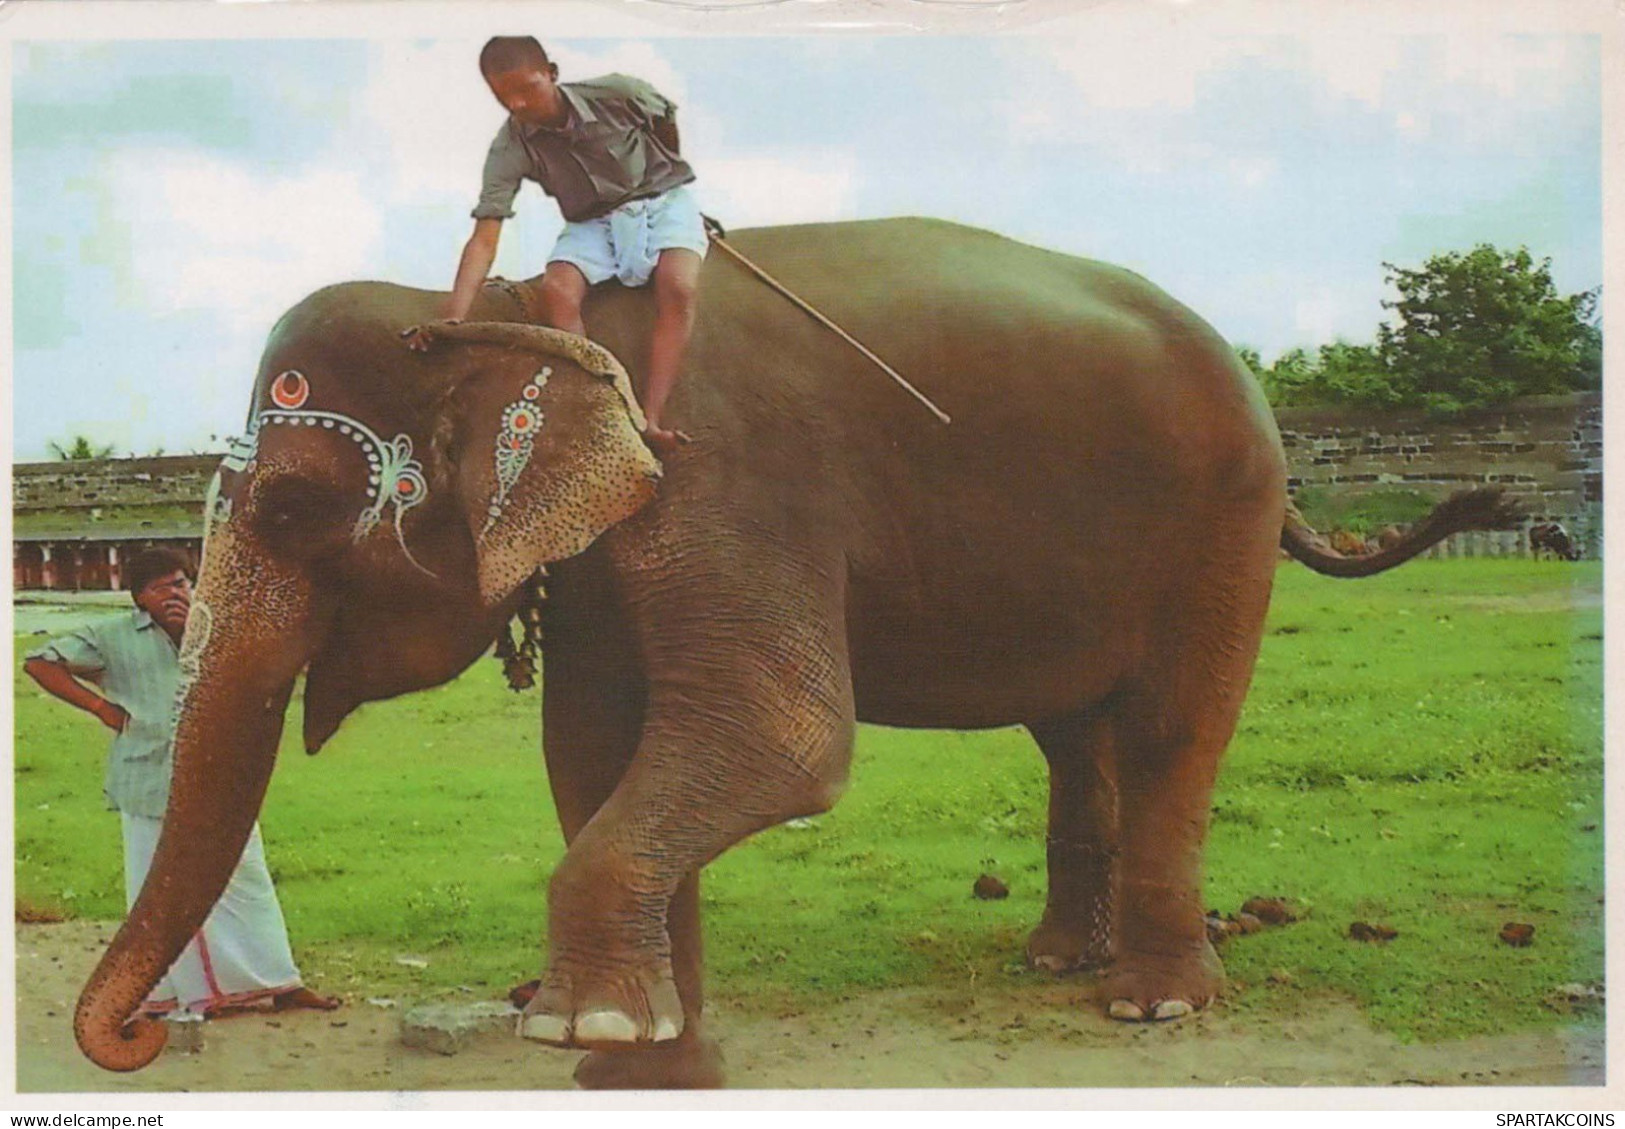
xmin=13 ymin=559 xmax=1604 ymax=1043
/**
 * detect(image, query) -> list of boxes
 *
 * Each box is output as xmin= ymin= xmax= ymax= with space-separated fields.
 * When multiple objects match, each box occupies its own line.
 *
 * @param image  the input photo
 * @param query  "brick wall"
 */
xmin=1274 ymin=392 xmax=1603 ymax=553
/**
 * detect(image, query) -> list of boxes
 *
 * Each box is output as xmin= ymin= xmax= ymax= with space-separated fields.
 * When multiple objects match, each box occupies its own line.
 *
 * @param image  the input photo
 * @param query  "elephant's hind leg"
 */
xmin=1103 ymin=556 xmax=1275 ymax=1022
xmin=1025 ymin=708 xmax=1119 ymax=972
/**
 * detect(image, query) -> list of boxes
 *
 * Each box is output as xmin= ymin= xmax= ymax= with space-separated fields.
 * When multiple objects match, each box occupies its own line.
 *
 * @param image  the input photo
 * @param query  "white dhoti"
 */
xmin=121 ymin=813 xmax=305 ymax=1015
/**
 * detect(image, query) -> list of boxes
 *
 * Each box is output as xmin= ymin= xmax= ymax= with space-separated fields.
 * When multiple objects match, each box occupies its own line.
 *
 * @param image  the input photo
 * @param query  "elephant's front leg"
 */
xmin=529 ymin=576 xmax=720 ymax=1087
xmin=521 ymin=550 xmax=855 ymax=1053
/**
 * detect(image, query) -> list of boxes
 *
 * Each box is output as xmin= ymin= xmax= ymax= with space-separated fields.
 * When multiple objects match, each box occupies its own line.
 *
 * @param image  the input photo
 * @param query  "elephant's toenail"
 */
xmin=1151 ymin=999 xmax=1193 ymax=1020
xmin=518 ymin=1012 xmax=571 ymax=1044
xmin=1108 ymin=999 xmax=1146 ymax=1021
xmin=1030 ymin=954 xmax=1071 ymax=972
xmin=574 ymin=1010 xmax=640 ymax=1044
xmin=651 ymin=1016 xmax=682 ymax=1042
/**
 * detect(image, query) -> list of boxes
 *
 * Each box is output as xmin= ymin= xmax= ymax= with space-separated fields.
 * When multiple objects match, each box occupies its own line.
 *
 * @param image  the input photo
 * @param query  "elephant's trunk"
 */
xmin=75 ymin=519 xmax=317 ymax=1071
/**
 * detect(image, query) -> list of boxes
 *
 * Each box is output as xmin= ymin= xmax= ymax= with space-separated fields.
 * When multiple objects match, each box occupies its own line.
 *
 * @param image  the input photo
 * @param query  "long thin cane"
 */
xmin=704 ymin=222 xmax=952 ymax=426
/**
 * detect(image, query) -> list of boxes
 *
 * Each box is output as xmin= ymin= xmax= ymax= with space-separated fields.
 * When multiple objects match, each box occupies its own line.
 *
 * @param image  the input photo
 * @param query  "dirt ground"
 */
xmin=15 ymin=921 xmax=1605 ymax=1096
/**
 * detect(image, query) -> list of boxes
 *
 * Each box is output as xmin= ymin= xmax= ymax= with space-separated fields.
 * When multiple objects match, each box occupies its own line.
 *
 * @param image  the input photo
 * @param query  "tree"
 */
xmin=1376 ymin=245 xmax=1600 ymax=413
xmin=1238 ymin=341 xmax=1393 ymax=408
xmin=1256 ymin=346 xmax=1317 ymax=407
xmin=47 ymin=435 xmax=116 ymax=460
xmin=1313 ymin=340 xmax=1396 ymax=406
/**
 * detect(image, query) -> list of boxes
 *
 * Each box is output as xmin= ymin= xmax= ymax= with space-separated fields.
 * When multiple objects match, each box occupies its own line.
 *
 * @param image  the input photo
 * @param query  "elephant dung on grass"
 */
xmin=73 ymin=217 xmax=1517 ymax=1088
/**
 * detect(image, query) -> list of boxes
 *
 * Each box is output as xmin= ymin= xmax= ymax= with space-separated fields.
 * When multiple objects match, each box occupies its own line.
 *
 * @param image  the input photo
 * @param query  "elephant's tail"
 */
xmin=1280 ymin=487 xmax=1524 ymax=578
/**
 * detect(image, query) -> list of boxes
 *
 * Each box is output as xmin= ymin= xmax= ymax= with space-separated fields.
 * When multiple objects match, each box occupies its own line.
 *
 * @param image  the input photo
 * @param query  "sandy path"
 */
xmin=14 ymin=921 xmax=1604 ymax=1096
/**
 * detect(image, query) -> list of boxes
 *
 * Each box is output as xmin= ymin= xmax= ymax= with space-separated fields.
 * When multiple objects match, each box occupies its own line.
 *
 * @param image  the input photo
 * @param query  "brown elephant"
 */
xmin=71 ymin=217 xmax=1517 ymax=1088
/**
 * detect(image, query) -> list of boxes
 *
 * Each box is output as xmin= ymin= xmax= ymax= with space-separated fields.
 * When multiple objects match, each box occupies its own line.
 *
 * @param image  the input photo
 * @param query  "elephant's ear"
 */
xmin=425 ymin=322 xmax=662 ymax=605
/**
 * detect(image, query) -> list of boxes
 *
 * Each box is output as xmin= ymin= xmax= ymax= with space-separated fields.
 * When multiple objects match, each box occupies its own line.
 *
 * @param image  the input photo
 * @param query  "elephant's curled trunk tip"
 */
xmin=75 ymin=996 xmax=168 ymax=1072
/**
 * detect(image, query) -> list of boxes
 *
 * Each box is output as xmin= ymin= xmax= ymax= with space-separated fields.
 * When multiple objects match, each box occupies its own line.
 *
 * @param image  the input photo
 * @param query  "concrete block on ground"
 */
xmin=400 ymin=1000 xmax=518 ymax=1056
xmin=164 ymin=1015 xmax=206 ymax=1054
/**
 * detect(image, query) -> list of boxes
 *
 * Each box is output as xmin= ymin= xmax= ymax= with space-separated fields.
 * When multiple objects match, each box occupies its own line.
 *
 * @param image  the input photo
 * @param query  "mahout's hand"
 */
xmin=400 ymin=319 xmax=462 ymax=353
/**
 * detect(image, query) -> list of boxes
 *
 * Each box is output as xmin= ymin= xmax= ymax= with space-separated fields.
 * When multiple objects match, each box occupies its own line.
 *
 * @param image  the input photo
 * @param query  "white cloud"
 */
xmin=1395 ymin=110 xmax=1428 ymax=140
xmin=1227 ymin=155 xmax=1277 ymax=190
xmin=106 ymin=146 xmax=382 ymax=334
xmin=356 ymin=39 xmax=693 ymax=213
xmin=1291 ymin=283 xmax=1378 ymax=346
xmin=358 ymin=39 xmax=506 ymax=207
xmin=1015 ymin=27 xmax=1589 ymax=150
xmin=1023 ymin=26 xmax=1230 ymax=113
xmin=549 ymin=41 xmax=689 ymax=106
xmin=698 ymin=153 xmax=859 ymax=228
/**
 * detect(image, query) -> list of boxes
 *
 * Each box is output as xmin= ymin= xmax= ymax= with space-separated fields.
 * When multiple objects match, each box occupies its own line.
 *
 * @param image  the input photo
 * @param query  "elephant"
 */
xmin=71 ymin=217 xmax=1518 ymax=1088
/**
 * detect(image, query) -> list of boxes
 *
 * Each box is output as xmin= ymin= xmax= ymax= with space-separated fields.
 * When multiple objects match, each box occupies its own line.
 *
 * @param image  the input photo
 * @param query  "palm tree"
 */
xmin=47 ymin=435 xmax=117 ymax=460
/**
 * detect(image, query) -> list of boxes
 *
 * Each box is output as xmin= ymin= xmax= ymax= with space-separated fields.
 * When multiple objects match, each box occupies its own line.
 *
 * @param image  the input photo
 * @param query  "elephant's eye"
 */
xmin=253 ymin=476 xmax=349 ymax=546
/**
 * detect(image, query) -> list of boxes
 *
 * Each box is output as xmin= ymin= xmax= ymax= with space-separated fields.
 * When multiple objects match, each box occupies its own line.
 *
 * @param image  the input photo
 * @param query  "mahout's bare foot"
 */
xmin=641 ymin=425 xmax=692 ymax=460
xmin=574 ymin=1032 xmax=725 ymax=1090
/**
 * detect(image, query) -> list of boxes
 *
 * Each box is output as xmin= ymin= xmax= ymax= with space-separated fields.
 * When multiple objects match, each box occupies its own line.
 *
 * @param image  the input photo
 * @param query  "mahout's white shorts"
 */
xmin=547 ymin=185 xmax=708 ymax=288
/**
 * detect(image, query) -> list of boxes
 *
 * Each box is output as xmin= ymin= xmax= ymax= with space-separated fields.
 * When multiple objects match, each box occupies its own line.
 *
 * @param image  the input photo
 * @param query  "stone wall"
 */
xmin=12 ymin=455 xmax=219 ymax=589
xmin=13 ymin=454 xmax=221 ymax=511
xmin=1274 ymin=393 xmax=1603 ymax=554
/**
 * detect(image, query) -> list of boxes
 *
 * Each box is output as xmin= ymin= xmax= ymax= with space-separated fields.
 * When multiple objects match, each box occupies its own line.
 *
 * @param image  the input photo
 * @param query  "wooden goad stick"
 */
xmin=704 ymin=223 xmax=952 ymax=426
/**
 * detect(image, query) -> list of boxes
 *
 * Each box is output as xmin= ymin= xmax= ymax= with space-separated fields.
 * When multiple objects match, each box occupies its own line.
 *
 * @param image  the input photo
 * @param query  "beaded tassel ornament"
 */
xmin=494 ymin=569 xmax=548 ymax=690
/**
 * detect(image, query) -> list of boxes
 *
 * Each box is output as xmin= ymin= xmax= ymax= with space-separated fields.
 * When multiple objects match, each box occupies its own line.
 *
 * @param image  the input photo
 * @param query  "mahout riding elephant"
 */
xmin=72 ymin=217 xmax=1516 ymax=1088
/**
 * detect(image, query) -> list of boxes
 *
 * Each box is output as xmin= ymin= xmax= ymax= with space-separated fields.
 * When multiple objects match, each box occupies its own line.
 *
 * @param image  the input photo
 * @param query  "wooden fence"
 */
xmin=1421 ymin=524 xmax=1601 ymax=560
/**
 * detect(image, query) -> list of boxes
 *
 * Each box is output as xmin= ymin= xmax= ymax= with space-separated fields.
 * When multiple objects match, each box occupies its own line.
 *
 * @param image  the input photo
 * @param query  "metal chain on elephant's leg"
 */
xmin=494 ymin=568 xmax=548 ymax=691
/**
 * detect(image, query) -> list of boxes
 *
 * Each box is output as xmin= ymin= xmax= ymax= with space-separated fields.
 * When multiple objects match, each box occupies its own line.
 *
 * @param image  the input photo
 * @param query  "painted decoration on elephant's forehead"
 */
xmin=483 ymin=367 xmax=551 ymax=537
xmin=221 ymin=371 xmax=432 ymax=565
xmin=270 ymin=370 xmax=310 ymax=410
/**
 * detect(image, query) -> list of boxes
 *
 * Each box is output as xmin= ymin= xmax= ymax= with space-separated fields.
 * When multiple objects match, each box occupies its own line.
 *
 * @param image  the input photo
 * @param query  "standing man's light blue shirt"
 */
xmin=26 ymin=610 xmax=180 ymax=819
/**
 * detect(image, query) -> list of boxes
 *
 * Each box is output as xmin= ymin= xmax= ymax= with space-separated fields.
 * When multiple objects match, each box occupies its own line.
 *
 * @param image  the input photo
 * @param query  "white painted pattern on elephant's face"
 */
xmin=253 ymin=403 xmax=428 ymax=548
xmin=476 ymin=389 xmax=660 ymax=604
xmin=171 ymin=596 xmax=214 ymax=733
xmin=483 ymin=367 xmax=552 ymax=537
xmin=201 ymin=471 xmax=233 ymax=547
xmin=226 ymin=371 xmax=431 ymax=566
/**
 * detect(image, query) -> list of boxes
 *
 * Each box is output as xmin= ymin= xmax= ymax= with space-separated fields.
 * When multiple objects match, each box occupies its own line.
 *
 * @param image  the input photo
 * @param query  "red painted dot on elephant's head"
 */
xmin=270 ymin=371 xmax=310 ymax=410
xmin=397 ymin=480 xmax=416 ymax=495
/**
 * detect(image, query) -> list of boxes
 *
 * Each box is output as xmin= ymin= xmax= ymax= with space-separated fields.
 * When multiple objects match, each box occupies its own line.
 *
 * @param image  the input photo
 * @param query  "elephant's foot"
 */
xmin=574 ymin=1031 xmax=725 ymax=1090
xmin=1025 ymin=914 xmax=1111 ymax=973
xmin=1101 ymin=942 xmax=1224 ymax=1022
xmin=517 ymin=965 xmax=684 ymax=1050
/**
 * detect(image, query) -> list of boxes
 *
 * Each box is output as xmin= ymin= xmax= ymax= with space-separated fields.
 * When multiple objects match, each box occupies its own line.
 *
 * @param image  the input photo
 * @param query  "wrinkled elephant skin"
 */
xmin=73 ymin=218 xmax=1511 ymax=1087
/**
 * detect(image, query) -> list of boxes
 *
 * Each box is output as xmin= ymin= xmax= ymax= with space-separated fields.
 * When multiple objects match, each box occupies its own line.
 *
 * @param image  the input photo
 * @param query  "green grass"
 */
xmin=1291 ymin=487 xmax=1444 ymax=536
xmin=13 ymin=559 xmax=1603 ymax=1041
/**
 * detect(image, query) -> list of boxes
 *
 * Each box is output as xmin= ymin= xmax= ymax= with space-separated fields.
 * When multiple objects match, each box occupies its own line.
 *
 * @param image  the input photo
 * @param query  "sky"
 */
xmin=8 ymin=7 xmax=1604 ymax=461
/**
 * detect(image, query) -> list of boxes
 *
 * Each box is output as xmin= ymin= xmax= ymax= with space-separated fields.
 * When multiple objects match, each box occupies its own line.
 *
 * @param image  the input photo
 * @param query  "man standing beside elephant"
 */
xmin=23 ymin=548 xmax=338 ymax=1020
xmin=421 ymin=34 xmax=706 ymax=457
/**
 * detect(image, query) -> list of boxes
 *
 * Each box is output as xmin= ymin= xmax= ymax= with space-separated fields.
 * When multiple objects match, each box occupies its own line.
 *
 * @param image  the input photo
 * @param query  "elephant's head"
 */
xmin=73 ymin=286 xmax=661 ymax=1071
